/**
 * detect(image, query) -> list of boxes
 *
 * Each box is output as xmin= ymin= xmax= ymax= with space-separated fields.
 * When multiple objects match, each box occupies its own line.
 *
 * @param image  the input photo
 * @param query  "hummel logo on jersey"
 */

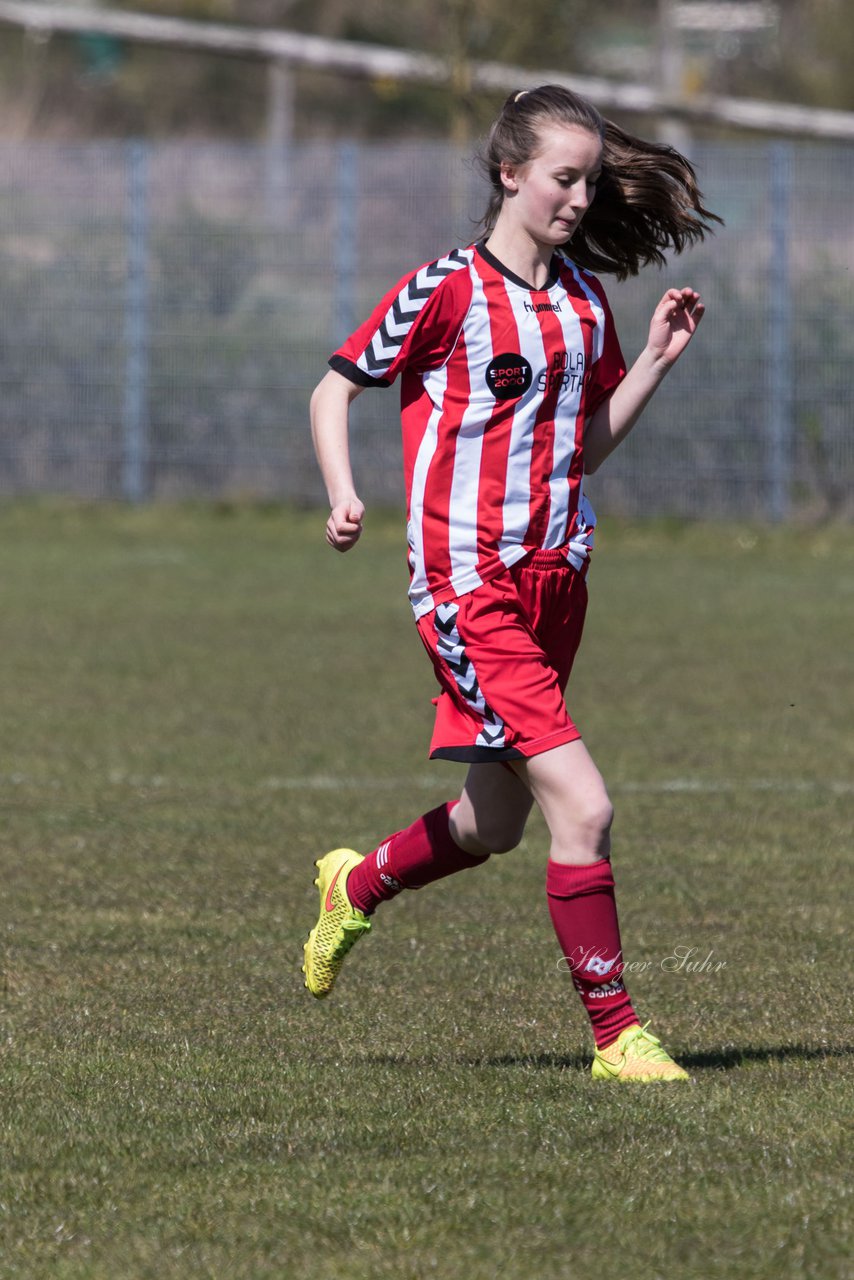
xmin=524 ymin=299 xmax=562 ymax=313
xmin=486 ymin=353 xmax=533 ymax=400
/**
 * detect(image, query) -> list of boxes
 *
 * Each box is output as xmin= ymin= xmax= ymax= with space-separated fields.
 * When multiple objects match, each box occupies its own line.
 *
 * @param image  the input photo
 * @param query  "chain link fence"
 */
xmin=0 ymin=138 xmax=851 ymax=518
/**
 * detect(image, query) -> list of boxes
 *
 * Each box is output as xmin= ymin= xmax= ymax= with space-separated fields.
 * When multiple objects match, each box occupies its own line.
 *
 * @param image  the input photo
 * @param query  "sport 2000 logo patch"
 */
xmin=485 ymin=353 xmax=533 ymax=400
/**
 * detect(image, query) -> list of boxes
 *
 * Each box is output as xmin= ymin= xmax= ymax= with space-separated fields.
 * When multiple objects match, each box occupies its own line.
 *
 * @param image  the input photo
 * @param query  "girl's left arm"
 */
xmin=583 ymin=287 xmax=705 ymax=474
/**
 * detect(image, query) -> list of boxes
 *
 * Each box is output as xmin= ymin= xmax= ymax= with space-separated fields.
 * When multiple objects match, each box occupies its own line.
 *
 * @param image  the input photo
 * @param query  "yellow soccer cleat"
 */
xmin=591 ymin=1023 xmax=690 ymax=1083
xmin=302 ymin=848 xmax=371 ymax=998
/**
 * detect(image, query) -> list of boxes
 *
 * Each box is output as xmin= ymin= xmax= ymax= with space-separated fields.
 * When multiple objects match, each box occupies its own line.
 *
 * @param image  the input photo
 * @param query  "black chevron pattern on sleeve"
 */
xmin=360 ymin=248 xmax=469 ymax=375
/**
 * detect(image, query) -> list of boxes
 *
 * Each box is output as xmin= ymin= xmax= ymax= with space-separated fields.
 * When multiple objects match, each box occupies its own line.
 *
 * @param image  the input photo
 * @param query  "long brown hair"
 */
xmin=479 ymin=85 xmax=721 ymax=280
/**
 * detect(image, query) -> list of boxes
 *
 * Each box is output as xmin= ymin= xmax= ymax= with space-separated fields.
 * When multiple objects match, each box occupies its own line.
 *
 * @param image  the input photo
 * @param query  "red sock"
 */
xmin=546 ymin=858 xmax=639 ymax=1050
xmin=346 ymin=802 xmax=488 ymax=915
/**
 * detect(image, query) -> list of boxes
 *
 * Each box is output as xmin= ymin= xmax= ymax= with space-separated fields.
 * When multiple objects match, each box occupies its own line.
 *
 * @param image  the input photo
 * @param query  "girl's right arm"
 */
xmin=310 ymin=369 xmax=367 ymax=552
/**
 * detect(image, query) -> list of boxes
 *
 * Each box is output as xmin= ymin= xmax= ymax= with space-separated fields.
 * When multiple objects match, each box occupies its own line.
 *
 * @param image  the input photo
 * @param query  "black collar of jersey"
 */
xmin=475 ymin=240 xmax=562 ymax=293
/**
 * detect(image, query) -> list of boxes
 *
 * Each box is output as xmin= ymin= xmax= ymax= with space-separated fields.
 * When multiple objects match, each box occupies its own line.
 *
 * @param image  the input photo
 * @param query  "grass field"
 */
xmin=0 ymin=501 xmax=851 ymax=1280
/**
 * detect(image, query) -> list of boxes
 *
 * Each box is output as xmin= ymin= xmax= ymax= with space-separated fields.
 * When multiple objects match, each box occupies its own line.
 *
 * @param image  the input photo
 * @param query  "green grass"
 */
xmin=0 ymin=502 xmax=851 ymax=1279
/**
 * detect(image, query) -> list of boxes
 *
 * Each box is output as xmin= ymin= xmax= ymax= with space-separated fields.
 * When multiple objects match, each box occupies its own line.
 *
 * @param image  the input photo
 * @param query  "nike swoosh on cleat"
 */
xmin=325 ymin=865 xmax=345 ymax=912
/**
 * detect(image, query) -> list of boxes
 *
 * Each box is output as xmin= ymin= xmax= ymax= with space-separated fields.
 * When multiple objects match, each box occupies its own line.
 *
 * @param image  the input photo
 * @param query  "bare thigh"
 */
xmin=510 ymin=738 xmax=614 ymax=865
xmin=450 ymin=762 xmax=534 ymax=856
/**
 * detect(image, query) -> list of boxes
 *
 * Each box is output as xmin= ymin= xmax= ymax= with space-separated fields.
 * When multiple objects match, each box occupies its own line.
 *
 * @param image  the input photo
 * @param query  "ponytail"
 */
xmin=478 ymin=86 xmax=722 ymax=279
xmin=569 ymin=119 xmax=722 ymax=279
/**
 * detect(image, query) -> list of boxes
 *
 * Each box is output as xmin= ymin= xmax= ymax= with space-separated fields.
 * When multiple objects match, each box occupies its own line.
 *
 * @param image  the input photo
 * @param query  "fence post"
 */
xmin=333 ymin=140 xmax=358 ymax=348
xmin=122 ymin=139 xmax=149 ymax=503
xmin=265 ymin=60 xmax=294 ymax=224
xmin=766 ymin=142 xmax=793 ymax=522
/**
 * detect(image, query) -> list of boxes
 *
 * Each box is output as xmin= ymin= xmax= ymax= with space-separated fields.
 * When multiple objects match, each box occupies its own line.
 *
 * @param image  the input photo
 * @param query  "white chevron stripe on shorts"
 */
xmin=434 ymin=601 xmax=506 ymax=750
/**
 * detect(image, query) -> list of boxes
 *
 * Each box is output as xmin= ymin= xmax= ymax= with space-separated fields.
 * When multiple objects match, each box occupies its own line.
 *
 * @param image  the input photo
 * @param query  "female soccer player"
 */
xmin=302 ymin=85 xmax=719 ymax=1082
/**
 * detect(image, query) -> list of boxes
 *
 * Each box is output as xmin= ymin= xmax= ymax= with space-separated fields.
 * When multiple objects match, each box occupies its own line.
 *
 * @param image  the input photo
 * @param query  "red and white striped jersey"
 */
xmin=330 ymin=241 xmax=625 ymax=619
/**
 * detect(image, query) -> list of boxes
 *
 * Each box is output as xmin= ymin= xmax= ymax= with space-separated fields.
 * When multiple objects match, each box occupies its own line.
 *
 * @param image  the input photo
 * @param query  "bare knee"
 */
xmin=552 ymin=792 xmax=614 ymax=862
xmin=479 ymin=816 xmax=527 ymax=855
xmin=586 ymin=796 xmax=615 ymax=858
xmin=450 ymin=806 xmax=527 ymax=857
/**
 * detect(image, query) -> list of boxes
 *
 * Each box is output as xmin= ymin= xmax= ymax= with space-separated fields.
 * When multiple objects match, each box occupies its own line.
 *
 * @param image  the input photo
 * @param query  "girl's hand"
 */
xmin=646 ymin=287 xmax=705 ymax=367
xmin=326 ymin=498 xmax=365 ymax=552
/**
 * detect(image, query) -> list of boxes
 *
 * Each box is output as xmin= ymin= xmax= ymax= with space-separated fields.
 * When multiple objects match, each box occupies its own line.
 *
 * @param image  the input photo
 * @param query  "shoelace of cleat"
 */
xmin=329 ymin=916 xmax=370 ymax=961
xmin=622 ymin=1022 xmax=671 ymax=1061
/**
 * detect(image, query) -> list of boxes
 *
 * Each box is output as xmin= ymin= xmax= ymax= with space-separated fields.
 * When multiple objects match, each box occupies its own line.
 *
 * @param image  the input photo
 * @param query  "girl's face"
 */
xmin=501 ymin=122 xmax=603 ymax=251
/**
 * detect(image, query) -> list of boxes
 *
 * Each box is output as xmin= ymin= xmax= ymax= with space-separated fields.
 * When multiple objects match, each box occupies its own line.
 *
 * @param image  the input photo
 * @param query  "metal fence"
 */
xmin=0 ymin=137 xmax=852 ymax=518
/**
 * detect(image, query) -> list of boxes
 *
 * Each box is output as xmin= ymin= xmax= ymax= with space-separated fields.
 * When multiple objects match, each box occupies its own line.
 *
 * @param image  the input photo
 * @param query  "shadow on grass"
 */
xmin=678 ymin=1043 xmax=854 ymax=1071
xmin=361 ymin=1043 xmax=854 ymax=1073
xmin=356 ymin=1051 xmax=589 ymax=1072
xmin=468 ymin=1052 xmax=590 ymax=1071
xmin=479 ymin=1043 xmax=854 ymax=1073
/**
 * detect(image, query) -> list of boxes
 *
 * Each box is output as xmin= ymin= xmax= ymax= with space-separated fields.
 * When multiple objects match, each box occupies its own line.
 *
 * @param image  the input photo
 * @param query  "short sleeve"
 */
xmin=329 ymin=248 xmax=472 ymax=389
xmin=582 ymin=275 xmax=626 ymax=417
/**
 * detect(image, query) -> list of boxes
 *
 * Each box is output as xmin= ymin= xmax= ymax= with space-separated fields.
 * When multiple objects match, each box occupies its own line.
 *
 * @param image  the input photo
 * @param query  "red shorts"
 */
xmin=416 ymin=548 xmax=588 ymax=763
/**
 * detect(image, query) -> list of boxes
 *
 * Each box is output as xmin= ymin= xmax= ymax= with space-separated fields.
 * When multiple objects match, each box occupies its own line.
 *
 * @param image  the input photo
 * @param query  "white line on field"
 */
xmin=257 ymin=775 xmax=854 ymax=796
xmin=0 ymin=773 xmax=851 ymax=796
